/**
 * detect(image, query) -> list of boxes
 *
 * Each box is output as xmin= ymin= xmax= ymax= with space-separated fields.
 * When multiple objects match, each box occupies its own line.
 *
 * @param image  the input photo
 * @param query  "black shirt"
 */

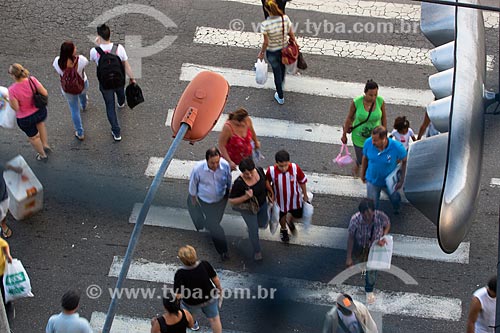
xmin=229 ymin=167 xmax=267 ymax=206
xmin=174 ymin=261 xmax=217 ymax=306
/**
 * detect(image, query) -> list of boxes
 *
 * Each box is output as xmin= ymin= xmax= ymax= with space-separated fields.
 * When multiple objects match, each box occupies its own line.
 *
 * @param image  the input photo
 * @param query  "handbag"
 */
xmin=125 ymin=82 xmax=145 ymax=109
xmin=28 ymin=77 xmax=48 ymax=108
xmin=281 ymin=16 xmax=299 ymax=65
xmin=297 ymin=52 xmax=307 ymax=70
xmin=232 ymin=168 xmax=264 ymax=215
xmin=334 ymin=144 xmax=354 ymax=167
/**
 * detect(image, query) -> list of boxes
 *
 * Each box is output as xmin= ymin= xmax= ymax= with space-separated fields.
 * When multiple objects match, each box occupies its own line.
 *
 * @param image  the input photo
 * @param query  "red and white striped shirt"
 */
xmin=266 ymin=163 xmax=307 ymax=213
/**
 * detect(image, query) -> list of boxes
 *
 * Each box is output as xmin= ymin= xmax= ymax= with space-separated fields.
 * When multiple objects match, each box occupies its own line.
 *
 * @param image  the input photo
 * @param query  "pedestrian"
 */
xmin=389 ymin=116 xmax=416 ymax=150
xmin=7 ymin=63 xmax=51 ymax=161
xmin=53 ymin=41 xmax=89 ymax=141
xmin=266 ymin=150 xmax=308 ymax=244
xmin=218 ymin=108 xmax=260 ymax=171
xmin=46 ymin=289 xmax=92 ymax=333
xmin=258 ymin=0 xmax=297 ymax=105
xmin=89 ymin=23 xmax=136 ymax=142
xmin=0 ymin=234 xmax=13 ymax=323
xmin=229 ymin=157 xmax=273 ymax=261
xmin=0 ymin=161 xmax=22 ymax=238
xmin=322 ymin=293 xmax=378 ymax=333
xmin=341 ymin=80 xmax=387 ymax=177
xmin=361 ymin=126 xmax=407 ymax=214
xmin=345 ymin=199 xmax=390 ymax=304
xmin=466 ymin=275 xmax=496 ymax=333
xmin=151 ymin=294 xmax=196 ymax=333
xmin=174 ymin=245 xmax=223 ymax=333
xmin=261 ymin=0 xmax=290 ymax=18
xmin=188 ymin=148 xmax=232 ymax=261
xmin=417 ymin=111 xmax=440 ymax=140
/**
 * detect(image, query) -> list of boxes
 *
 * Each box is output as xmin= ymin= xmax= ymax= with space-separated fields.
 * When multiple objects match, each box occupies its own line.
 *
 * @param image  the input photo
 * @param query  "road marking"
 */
xmin=193 ymin=27 xmax=495 ymax=70
xmin=219 ymin=0 xmax=499 ymax=29
xmin=129 ymin=203 xmax=470 ymax=264
xmin=90 ymin=312 xmax=247 ymax=333
xmin=490 ymin=178 xmax=500 ymax=187
xmin=108 ymin=256 xmax=462 ymax=321
xmin=180 ymin=63 xmax=435 ymax=107
xmin=165 ymin=109 xmax=349 ymax=145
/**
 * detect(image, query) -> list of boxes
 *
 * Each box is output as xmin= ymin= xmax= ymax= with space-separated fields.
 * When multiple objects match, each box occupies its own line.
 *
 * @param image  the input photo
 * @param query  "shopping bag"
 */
xmin=334 ymin=144 xmax=354 ymax=167
xmin=297 ymin=52 xmax=308 ymax=70
xmin=302 ymin=201 xmax=314 ymax=230
xmin=0 ymin=87 xmax=16 ymax=129
xmin=125 ymin=82 xmax=144 ymax=109
xmin=3 ymin=259 xmax=34 ymax=302
xmin=255 ymin=59 xmax=268 ymax=85
xmin=285 ymin=61 xmax=298 ymax=75
xmin=366 ymin=235 xmax=393 ymax=270
xmin=269 ymin=202 xmax=280 ymax=235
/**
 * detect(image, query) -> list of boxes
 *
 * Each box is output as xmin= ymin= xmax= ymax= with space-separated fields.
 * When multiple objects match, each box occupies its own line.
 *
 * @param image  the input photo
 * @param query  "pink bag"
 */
xmin=334 ymin=144 xmax=354 ymax=167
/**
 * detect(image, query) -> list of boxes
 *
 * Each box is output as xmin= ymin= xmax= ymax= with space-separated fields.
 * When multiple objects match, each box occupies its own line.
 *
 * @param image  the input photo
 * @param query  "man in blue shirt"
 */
xmin=188 ymin=148 xmax=232 ymax=261
xmin=46 ymin=290 xmax=93 ymax=333
xmin=361 ymin=126 xmax=407 ymax=214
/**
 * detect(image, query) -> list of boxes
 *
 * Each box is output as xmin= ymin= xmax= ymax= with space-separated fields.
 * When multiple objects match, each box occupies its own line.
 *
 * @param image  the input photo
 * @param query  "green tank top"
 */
xmin=351 ymin=95 xmax=384 ymax=147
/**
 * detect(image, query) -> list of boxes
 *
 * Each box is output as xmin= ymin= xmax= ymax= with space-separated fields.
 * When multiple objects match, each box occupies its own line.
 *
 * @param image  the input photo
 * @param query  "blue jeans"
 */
xmin=240 ymin=201 xmax=268 ymax=254
xmin=266 ymin=49 xmax=285 ymax=99
xmin=99 ymin=84 xmax=125 ymax=136
xmin=62 ymin=80 xmax=88 ymax=137
xmin=366 ymin=181 xmax=401 ymax=212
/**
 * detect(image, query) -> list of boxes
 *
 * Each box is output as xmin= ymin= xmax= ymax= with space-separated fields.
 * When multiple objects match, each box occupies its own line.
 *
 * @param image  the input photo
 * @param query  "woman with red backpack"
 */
xmin=53 ymin=41 xmax=89 ymax=141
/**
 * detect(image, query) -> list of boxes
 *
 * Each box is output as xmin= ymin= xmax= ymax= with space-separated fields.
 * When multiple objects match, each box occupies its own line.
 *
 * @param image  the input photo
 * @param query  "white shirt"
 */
xmin=52 ymin=55 xmax=89 ymax=81
xmin=89 ymin=43 xmax=128 ymax=64
xmin=473 ymin=287 xmax=496 ymax=333
xmin=390 ymin=128 xmax=415 ymax=150
xmin=46 ymin=312 xmax=92 ymax=333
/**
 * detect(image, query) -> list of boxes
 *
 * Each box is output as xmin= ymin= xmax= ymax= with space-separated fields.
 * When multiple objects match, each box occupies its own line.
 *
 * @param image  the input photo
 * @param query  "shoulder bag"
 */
xmin=28 ymin=77 xmax=48 ymax=108
xmin=347 ymin=101 xmax=375 ymax=134
xmin=281 ymin=16 xmax=299 ymax=65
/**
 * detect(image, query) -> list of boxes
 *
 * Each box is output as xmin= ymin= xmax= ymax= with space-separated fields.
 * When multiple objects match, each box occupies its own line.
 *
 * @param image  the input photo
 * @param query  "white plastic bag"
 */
xmin=0 ymin=87 xmax=16 ymax=129
xmin=301 ymin=191 xmax=314 ymax=230
xmin=269 ymin=202 xmax=280 ymax=235
xmin=367 ymin=235 xmax=393 ymax=270
xmin=285 ymin=61 xmax=298 ymax=75
xmin=3 ymin=259 xmax=34 ymax=302
xmin=255 ymin=59 xmax=268 ymax=85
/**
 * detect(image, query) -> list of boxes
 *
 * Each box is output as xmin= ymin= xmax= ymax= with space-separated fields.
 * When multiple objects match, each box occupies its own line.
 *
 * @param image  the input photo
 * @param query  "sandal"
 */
xmin=43 ymin=146 xmax=53 ymax=154
xmin=2 ymin=226 xmax=12 ymax=239
xmin=36 ymin=153 xmax=48 ymax=162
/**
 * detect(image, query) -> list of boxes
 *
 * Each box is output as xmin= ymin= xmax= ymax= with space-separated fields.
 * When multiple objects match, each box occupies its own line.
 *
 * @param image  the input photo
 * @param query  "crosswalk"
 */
xmin=93 ymin=1 xmax=492 ymax=331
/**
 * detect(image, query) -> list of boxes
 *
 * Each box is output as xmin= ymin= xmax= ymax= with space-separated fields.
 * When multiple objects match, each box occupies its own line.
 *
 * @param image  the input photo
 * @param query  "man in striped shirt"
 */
xmin=266 ymin=150 xmax=309 ymax=243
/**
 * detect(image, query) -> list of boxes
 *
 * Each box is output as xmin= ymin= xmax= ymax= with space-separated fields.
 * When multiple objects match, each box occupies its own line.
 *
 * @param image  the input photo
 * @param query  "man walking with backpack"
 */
xmin=90 ymin=24 xmax=136 ymax=141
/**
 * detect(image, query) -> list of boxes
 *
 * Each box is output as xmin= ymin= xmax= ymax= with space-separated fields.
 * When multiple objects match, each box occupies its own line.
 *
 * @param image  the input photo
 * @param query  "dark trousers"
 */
xmin=198 ymin=198 xmax=229 ymax=255
xmin=262 ymin=0 xmax=288 ymax=18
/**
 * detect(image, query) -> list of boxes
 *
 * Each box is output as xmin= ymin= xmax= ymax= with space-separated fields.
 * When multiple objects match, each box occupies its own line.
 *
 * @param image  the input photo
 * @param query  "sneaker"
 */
xmin=112 ymin=131 xmax=122 ymax=142
xmin=280 ymin=229 xmax=290 ymax=243
xmin=75 ymin=131 xmax=85 ymax=141
xmin=254 ymin=252 xmax=263 ymax=261
xmin=274 ymin=92 xmax=285 ymax=105
xmin=287 ymin=220 xmax=297 ymax=236
xmin=35 ymin=153 xmax=48 ymax=162
xmin=366 ymin=292 xmax=375 ymax=305
xmin=191 ymin=320 xmax=200 ymax=331
xmin=118 ymin=102 xmax=126 ymax=108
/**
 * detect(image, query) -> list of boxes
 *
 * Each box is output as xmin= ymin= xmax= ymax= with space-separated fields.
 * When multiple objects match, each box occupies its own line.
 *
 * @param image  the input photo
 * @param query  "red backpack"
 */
xmin=61 ymin=57 xmax=85 ymax=95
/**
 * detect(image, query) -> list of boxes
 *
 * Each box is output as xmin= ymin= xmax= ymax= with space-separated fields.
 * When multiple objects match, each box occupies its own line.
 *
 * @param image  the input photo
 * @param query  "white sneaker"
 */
xmin=274 ymin=92 xmax=285 ymax=105
xmin=118 ymin=102 xmax=126 ymax=108
xmin=366 ymin=292 xmax=375 ymax=304
xmin=111 ymin=131 xmax=122 ymax=142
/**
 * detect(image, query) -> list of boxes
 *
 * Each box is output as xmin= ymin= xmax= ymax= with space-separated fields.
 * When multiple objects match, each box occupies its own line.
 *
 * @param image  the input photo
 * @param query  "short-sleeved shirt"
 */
xmin=390 ymin=128 xmax=415 ymax=150
xmin=8 ymin=76 xmax=43 ymax=119
xmin=261 ymin=15 xmax=292 ymax=51
xmin=89 ymin=43 xmax=128 ymax=64
xmin=351 ymin=95 xmax=384 ymax=148
xmin=45 ymin=313 xmax=92 ymax=333
xmin=174 ymin=260 xmax=217 ymax=306
xmin=266 ymin=163 xmax=307 ymax=213
xmin=363 ymin=137 xmax=407 ymax=187
xmin=348 ymin=210 xmax=390 ymax=248
xmin=229 ymin=167 xmax=267 ymax=206
xmin=52 ymin=55 xmax=89 ymax=82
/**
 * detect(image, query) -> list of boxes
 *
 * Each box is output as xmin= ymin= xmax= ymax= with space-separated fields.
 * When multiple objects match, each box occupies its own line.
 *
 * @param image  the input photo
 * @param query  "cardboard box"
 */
xmin=3 ymin=155 xmax=43 ymax=220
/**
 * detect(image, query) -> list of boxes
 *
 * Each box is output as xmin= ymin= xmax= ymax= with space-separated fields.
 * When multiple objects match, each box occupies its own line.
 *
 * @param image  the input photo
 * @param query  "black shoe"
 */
xmin=287 ymin=220 xmax=297 ymax=236
xmin=280 ymin=229 xmax=290 ymax=243
xmin=221 ymin=252 xmax=229 ymax=261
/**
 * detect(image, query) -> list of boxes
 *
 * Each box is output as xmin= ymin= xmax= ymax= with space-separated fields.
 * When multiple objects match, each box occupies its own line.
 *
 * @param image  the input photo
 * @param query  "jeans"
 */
xmin=199 ymin=197 xmax=229 ymax=255
xmin=99 ymin=84 xmax=125 ymax=136
xmin=352 ymin=245 xmax=377 ymax=293
xmin=266 ymin=49 xmax=285 ymax=99
xmin=240 ymin=201 xmax=268 ymax=254
xmin=366 ymin=181 xmax=401 ymax=212
xmin=62 ymin=80 xmax=88 ymax=137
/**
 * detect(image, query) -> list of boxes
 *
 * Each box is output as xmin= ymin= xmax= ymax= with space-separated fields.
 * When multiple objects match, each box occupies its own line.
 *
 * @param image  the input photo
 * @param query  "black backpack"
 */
xmin=96 ymin=44 xmax=125 ymax=90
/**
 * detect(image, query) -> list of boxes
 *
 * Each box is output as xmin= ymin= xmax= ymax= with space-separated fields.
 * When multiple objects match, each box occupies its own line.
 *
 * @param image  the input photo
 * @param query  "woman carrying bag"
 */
xmin=229 ymin=158 xmax=274 ymax=261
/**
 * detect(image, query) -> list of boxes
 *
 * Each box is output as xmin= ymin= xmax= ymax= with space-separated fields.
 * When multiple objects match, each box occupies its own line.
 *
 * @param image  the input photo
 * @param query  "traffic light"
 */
xmin=404 ymin=0 xmax=493 ymax=254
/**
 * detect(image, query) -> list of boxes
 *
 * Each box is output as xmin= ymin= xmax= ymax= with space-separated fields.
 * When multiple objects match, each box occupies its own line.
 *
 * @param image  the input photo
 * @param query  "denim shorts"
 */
xmin=181 ymin=298 xmax=219 ymax=319
xmin=17 ymin=107 xmax=47 ymax=138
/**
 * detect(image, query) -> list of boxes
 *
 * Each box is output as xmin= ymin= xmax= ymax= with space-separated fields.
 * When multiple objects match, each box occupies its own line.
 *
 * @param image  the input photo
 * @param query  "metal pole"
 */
xmin=409 ymin=0 xmax=500 ymax=12
xmin=102 ymin=123 xmax=190 ymax=333
xmin=0 ymin=301 xmax=10 ymax=333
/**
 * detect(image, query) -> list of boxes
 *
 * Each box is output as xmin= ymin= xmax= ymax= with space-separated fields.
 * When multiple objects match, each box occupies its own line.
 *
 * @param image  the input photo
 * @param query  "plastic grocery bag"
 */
xmin=301 ymin=191 xmax=314 ymax=230
xmin=255 ymin=59 xmax=268 ymax=85
xmin=269 ymin=202 xmax=280 ymax=235
xmin=0 ymin=87 xmax=16 ymax=129
xmin=367 ymin=235 xmax=393 ymax=270
xmin=3 ymin=259 xmax=34 ymax=302
xmin=285 ymin=61 xmax=298 ymax=75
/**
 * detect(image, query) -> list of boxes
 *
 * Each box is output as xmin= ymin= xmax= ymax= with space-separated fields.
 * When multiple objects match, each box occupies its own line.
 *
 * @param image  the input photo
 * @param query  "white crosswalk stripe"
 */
xmin=128 ymin=203 xmax=470 ymax=263
xmin=193 ymin=26 xmax=495 ymax=70
xmin=108 ymin=256 xmax=462 ymax=321
xmin=180 ymin=63 xmax=435 ymax=107
xmin=219 ymin=0 xmax=499 ymax=29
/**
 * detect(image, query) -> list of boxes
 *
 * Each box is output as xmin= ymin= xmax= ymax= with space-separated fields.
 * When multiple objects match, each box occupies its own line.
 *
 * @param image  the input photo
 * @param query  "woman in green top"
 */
xmin=341 ymin=80 xmax=387 ymax=176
